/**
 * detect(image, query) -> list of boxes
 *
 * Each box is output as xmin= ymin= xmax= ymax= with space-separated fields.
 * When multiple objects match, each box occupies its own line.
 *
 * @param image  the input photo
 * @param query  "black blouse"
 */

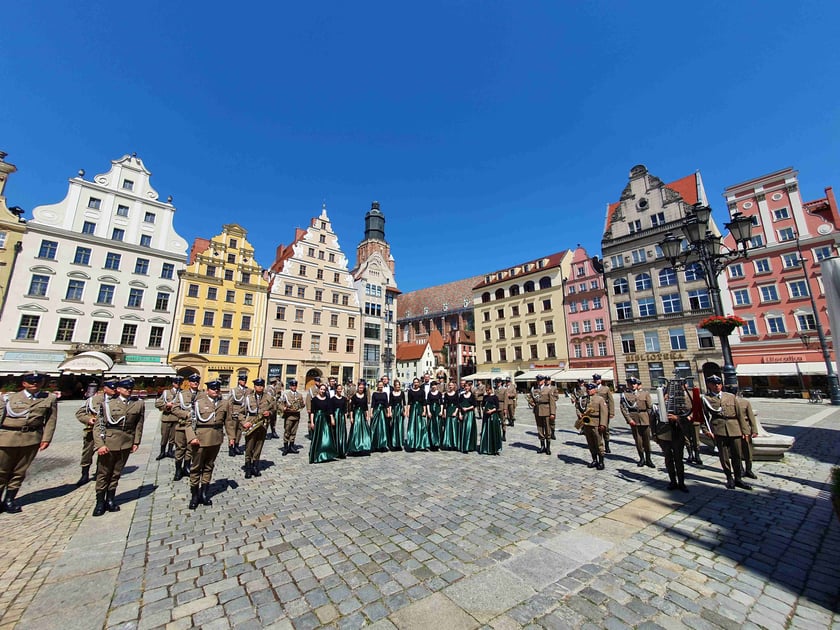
xmin=407 ymin=388 xmax=426 ymax=405
xmin=331 ymin=395 xmax=348 ymax=415
xmin=371 ymin=392 xmax=389 ymax=408
xmin=483 ymin=393 xmax=500 ymax=413
xmin=389 ymin=390 xmax=406 ymax=408
xmin=350 ymin=393 xmax=369 ymax=412
xmin=310 ymin=396 xmax=332 ymax=415
xmin=458 ymin=392 xmax=475 ymax=411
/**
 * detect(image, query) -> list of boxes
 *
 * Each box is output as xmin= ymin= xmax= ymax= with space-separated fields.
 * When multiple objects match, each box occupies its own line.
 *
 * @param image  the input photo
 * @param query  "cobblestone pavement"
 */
xmin=2 ymin=396 xmax=839 ymax=629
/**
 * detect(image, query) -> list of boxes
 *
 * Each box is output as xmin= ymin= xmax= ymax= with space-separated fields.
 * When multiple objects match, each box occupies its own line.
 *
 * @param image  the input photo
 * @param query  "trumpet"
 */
xmin=242 ymin=416 xmax=267 ymax=438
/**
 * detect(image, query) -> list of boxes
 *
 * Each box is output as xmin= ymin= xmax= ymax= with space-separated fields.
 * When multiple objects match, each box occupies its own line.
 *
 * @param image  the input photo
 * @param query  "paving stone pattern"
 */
xmin=2 ymin=396 xmax=839 ymax=629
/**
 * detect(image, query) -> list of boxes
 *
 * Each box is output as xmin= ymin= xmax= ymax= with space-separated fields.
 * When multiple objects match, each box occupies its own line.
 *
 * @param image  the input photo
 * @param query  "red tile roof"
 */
xmin=188 ymin=238 xmax=211 ymax=265
xmin=473 ymin=250 xmax=569 ymax=289
xmin=396 ymin=342 xmax=429 ymax=361
xmin=428 ymin=329 xmax=445 ymax=352
xmin=397 ymin=275 xmax=484 ymax=319
xmin=604 ymin=172 xmax=699 ymax=232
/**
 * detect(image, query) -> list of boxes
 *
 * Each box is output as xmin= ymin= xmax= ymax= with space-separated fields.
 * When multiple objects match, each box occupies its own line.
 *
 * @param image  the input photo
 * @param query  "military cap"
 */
xmin=505 ymin=377 xmax=511 ymax=382
xmin=102 ymin=379 xmax=119 ymax=389
xmin=592 ymin=373 xmax=602 ymax=380
xmin=187 ymin=374 xmax=201 ymax=383
xmin=627 ymin=377 xmax=641 ymax=385
xmin=205 ymin=380 xmax=222 ymax=390
xmin=705 ymin=374 xmax=723 ymax=384
xmin=536 ymin=374 xmax=546 ymax=380
xmin=586 ymin=382 xmax=598 ymax=390
xmin=172 ymin=375 xmax=184 ymax=384
xmin=253 ymin=378 xmax=266 ymax=386
xmin=237 ymin=374 xmax=248 ymax=381
xmin=288 ymin=379 xmax=298 ymax=386
xmin=313 ymin=376 xmax=322 ymax=382
xmin=116 ymin=378 xmax=135 ymax=389
xmin=21 ymin=372 xmax=44 ymax=383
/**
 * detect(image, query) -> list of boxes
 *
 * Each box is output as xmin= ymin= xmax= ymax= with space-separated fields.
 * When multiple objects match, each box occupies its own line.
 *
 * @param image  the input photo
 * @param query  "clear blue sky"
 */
xmin=3 ymin=2 xmax=838 ymax=292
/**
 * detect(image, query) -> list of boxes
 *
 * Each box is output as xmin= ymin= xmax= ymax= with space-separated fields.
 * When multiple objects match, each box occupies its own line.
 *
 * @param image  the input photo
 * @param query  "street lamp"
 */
xmin=659 ymin=204 xmax=758 ymax=392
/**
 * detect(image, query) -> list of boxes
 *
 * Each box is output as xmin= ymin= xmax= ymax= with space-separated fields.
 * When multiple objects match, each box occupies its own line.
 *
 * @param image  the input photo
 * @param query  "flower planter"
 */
xmin=703 ymin=324 xmax=738 ymax=337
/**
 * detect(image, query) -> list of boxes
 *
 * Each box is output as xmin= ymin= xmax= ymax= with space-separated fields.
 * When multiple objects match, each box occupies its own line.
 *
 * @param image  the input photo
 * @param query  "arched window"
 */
xmin=524 ymin=281 xmax=535 ymax=293
xmin=613 ymin=278 xmax=629 ymax=295
xmin=685 ymin=263 xmax=705 ymax=282
xmin=509 ymin=284 xmax=520 ymax=296
xmin=495 ymin=288 xmax=505 ymax=300
xmin=659 ymin=268 xmax=677 ymax=287
xmin=634 ymin=273 xmax=652 ymax=291
xmin=538 ymin=277 xmax=552 ymax=290
xmin=481 ymin=292 xmax=491 ymax=303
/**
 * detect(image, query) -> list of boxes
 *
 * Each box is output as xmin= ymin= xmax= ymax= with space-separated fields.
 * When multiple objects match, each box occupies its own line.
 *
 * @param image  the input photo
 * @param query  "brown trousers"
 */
xmin=583 ymin=424 xmax=605 ymax=458
xmin=190 ymin=443 xmax=221 ymax=487
xmin=742 ymin=436 xmax=754 ymax=473
xmin=284 ymin=413 xmax=301 ymax=444
xmin=631 ymin=424 xmax=651 ymax=458
xmin=0 ymin=444 xmax=40 ymax=491
xmin=174 ymin=427 xmax=190 ymax=462
xmin=715 ymin=435 xmax=743 ymax=480
xmin=159 ymin=421 xmax=177 ymax=450
xmin=80 ymin=430 xmax=95 ymax=467
xmin=535 ymin=413 xmax=550 ymax=440
xmin=245 ymin=425 xmax=267 ymax=464
xmin=95 ymin=448 xmax=132 ymax=492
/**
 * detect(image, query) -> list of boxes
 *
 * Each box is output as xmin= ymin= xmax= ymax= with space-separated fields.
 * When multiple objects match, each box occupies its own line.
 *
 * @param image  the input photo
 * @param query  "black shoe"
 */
xmin=637 ymin=458 xmax=645 ymax=468
xmin=667 ymin=481 xmax=679 ymax=490
xmin=587 ymin=460 xmax=598 ymax=468
xmin=502 ymin=434 xmax=506 ymax=442
xmin=182 ymin=460 xmax=192 ymax=480
xmin=678 ymin=483 xmax=689 ymax=493
xmin=734 ymin=480 xmax=753 ymax=490
xmin=537 ymin=441 xmax=545 ymax=454
xmin=228 ymin=445 xmax=236 ymax=457
xmin=93 ymin=491 xmax=106 ymax=517
xmin=695 ymin=457 xmax=703 ymax=466
xmin=545 ymin=443 xmax=551 ymax=455
xmin=105 ymin=489 xmax=120 ymax=512
xmin=189 ymin=486 xmax=200 ymax=510
xmin=244 ymin=463 xmax=253 ymax=479
xmin=645 ymin=457 xmax=655 ymax=469
xmin=253 ymin=462 xmax=262 ymax=477
xmin=271 ymin=431 xmax=279 ymax=439
xmin=596 ymin=455 xmax=605 ymax=470
xmin=237 ymin=445 xmax=245 ymax=455
xmin=282 ymin=444 xmax=290 ymax=456
xmin=166 ymin=445 xmax=175 ymax=458
xmin=155 ymin=448 xmax=167 ymax=461
xmin=173 ymin=461 xmax=183 ymax=481
xmin=76 ymin=466 xmax=91 ymax=486
xmin=199 ymin=485 xmax=213 ymax=506
xmin=4 ymin=489 xmax=22 ymax=513
xmin=604 ymin=443 xmax=611 ymax=454
xmin=725 ymin=478 xmax=735 ymax=489
xmin=744 ymin=471 xmax=757 ymax=479
xmin=291 ymin=444 xmax=301 ymax=453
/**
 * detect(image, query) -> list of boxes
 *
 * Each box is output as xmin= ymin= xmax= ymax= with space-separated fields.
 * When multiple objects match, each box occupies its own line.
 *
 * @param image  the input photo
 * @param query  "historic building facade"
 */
xmin=562 ymin=245 xmax=616 ymax=383
xmin=722 ymin=168 xmax=838 ymax=394
xmin=167 ymin=224 xmax=268 ymax=386
xmin=473 ymin=251 xmax=572 ymax=383
xmin=262 ymin=206 xmax=361 ymax=389
xmin=601 ymin=165 xmax=723 ymax=387
xmin=395 ymin=341 xmax=435 ymax=382
xmin=351 ymin=202 xmax=400 ymax=383
xmin=0 ymin=152 xmax=26 ymax=317
xmin=0 ymin=154 xmax=187 ymax=383
xmin=397 ymin=276 xmax=479 ymax=385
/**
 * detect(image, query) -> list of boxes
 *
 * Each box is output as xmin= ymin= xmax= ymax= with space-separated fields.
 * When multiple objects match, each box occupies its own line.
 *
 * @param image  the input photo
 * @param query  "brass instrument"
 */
xmin=242 ymin=416 xmax=267 ymax=437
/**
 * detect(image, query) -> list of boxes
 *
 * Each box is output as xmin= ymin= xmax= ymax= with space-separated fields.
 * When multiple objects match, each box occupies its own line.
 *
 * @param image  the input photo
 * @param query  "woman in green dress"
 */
xmin=347 ymin=380 xmax=372 ymax=456
xmin=458 ymin=381 xmax=478 ymax=454
xmin=426 ymin=381 xmax=443 ymax=451
xmin=479 ymin=388 xmax=503 ymax=455
xmin=309 ymin=384 xmax=339 ymax=464
xmin=388 ymin=380 xmax=406 ymax=451
xmin=370 ymin=381 xmax=390 ymax=453
xmin=405 ymin=378 xmax=430 ymax=452
xmin=441 ymin=381 xmax=460 ymax=451
xmin=332 ymin=383 xmax=349 ymax=458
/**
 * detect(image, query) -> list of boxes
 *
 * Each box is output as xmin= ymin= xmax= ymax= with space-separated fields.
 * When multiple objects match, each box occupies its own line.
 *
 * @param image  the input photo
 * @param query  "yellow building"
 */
xmin=168 ymin=224 xmax=268 ymax=387
xmin=0 ymin=152 xmax=26 ymax=315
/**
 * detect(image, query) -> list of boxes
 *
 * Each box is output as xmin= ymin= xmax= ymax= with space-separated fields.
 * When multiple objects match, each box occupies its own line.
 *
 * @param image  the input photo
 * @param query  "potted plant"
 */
xmin=699 ymin=314 xmax=747 ymax=337
xmin=832 ymin=467 xmax=840 ymax=523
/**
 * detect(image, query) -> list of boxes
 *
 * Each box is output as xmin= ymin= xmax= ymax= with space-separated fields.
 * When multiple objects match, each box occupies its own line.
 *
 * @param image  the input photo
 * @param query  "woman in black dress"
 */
xmin=347 ymin=380 xmax=372 ymax=456
xmin=309 ymin=384 xmax=339 ymax=464
xmin=370 ymin=381 xmax=390 ymax=453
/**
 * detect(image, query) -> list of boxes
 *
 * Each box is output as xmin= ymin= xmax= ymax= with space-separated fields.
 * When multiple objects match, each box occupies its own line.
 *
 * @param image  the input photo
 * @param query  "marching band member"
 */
xmin=278 ymin=379 xmax=304 ymax=456
xmin=655 ymin=382 xmax=691 ymax=492
xmin=227 ymin=374 xmax=251 ymax=455
xmin=173 ymin=374 xmax=201 ymax=480
xmin=75 ymin=379 xmax=114 ymax=487
xmin=702 ymin=375 xmax=751 ymax=490
xmin=593 ymin=374 xmax=614 ymax=453
xmin=620 ymin=377 xmax=654 ymax=468
xmin=188 ymin=380 xmax=229 ymax=508
xmin=154 ymin=376 xmax=183 ymax=461
xmin=241 ymin=378 xmax=274 ymax=478
xmin=580 ymin=382 xmax=608 ymax=470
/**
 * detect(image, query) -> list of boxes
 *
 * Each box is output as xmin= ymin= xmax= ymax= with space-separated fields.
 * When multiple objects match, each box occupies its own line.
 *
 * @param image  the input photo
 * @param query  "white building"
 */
xmin=0 ymin=154 xmax=187 ymax=381
xmin=395 ymin=342 xmax=435 ymax=383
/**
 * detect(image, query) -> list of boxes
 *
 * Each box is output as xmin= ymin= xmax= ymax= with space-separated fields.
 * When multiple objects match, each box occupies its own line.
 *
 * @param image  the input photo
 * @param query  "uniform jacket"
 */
xmin=620 ymin=390 xmax=652 ymax=427
xmin=172 ymin=388 xmax=201 ymax=426
xmin=596 ymin=384 xmax=615 ymax=417
xmin=703 ymin=391 xmax=745 ymax=437
xmin=155 ymin=387 xmax=182 ymax=424
xmin=227 ymin=384 xmax=253 ymax=419
xmin=243 ymin=391 xmax=275 ymax=421
xmin=474 ymin=383 xmax=486 ymax=402
xmin=580 ymin=393 xmax=608 ymax=428
xmin=529 ymin=385 xmax=556 ymax=417
xmin=76 ymin=392 xmax=105 ymax=432
xmin=278 ymin=389 xmax=306 ymax=416
xmin=504 ymin=384 xmax=518 ymax=405
xmin=0 ymin=389 xmax=58 ymax=447
xmin=736 ymin=397 xmax=758 ymax=435
xmin=189 ymin=392 xmax=229 ymax=446
xmin=94 ymin=396 xmax=144 ymax=451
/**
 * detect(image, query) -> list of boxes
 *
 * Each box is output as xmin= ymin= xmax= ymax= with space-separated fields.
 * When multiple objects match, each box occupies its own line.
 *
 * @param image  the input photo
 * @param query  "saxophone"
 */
xmin=242 ymin=394 xmax=267 ymax=437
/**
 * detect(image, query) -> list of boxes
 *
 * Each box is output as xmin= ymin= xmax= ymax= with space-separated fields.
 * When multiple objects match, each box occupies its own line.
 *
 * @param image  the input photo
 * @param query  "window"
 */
xmin=511 ymin=305 xmax=520 ymax=317
xmin=299 ymin=264 xmax=306 ymax=277
xmin=275 ymin=306 xmax=286 ymax=320
xmin=732 ymin=288 xmax=752 ymax=308
xmin=348 ymin=317 xmax=355 ymax=329
xmin=122 ymin=179 xmax=134 ymax=191
xmin=134 ymin=258 xmax=150 ymax=275
xmin=482 ymin=311 xmax=491 ymax=322
xmin=161 ymin=263 xmax=175 ymax=279
xmin=684 ymin=263 xmax=704 ymax=282
xmin=585 ymin=343 xmax=594 ymax=357
xmin=16 ymin=315 xmax=40 ymax=340
xmin=244 ymin=293 xmax=253 ymax=306
xmin=82 ymin=221 xmax=96 ymax=235
xmin=144 ymin=211 xmax=156 ymax=223
xmin=527 ymin=302 xmax=535 ymax=314
xmin=329 ymin=254 xmax=336 ymax=263
xmin=797 ymin=313 xmax=817 ymax=331
xmin=225 ymin=290 xmax=235 ymax=303
xmin=754 ymin=259 xmax=771 ymax=274
xmin=28 ymin=274 xmax=50 ymax=297
xmin=651 ymin=212 xmax=666 ymax=227
xmin=613 ymin=278 xmax=629 ymax=295
xmin=186 ymin=284 xmax=199 ymax=299
xmin=342 ymin=295 xmax=349 ymax=306
xmin=582 ymin=320 xmax=592 ymax=333
xmin=668 ymin=328 xmax=687 ymax=350
xmin=631 ymin=248 xmax=646 ymax=264
xmin=814 ymin=246 xmax=834 ymax=262
xmin=698 ymin=328 xmax=715 ymax=347
xmin=788 ymin=280 xmax=809 ymax=298
xmin=104 ymin=252 xmax=121 ymax=270
xmin=364 ymin=323 xmax=381 ymax=339
xmin=593 ymin=297 xmax=602 ymax=309
xmin=206 ymin=265 xmax=216 ymax=278
xmin=499 ymin=348 xmax=507 ymax=361
xmin=628 ymin=219 xmax=642 ymax=234
xmin=751 ymin=234 xmax=765 ymax=248
xmin=38 ymin=240 xmax=58 ymax=259
xmin=203 ymin=311 xmax=215 ymax=326
xmin=760 ymin=285 xmax=779 ymax=302
xmin=97 ymin=284 xmax=115 ymax=305
xmin=782 ymin=253 xmax=801 ymax=269
xmin=649 ymin=362 xmax=665 ymax=387
xmin=121 ymin=324 xmax=138 ymax=346
xmin=88 ymin=197 xmax=101 ymax=209
xmin=178 ymin=337 xmax=191 ymax=352
xmin=569 ymin=302 xmax=578 ymax=314
xmin=643 ymin=331 xmax=660 ymax=352
xmin=568 ymin=285 xmax=576 ymax=295
xmin=288 ymin=333 xmax=302 ymax=350
xmin=315 ymin=289 xmax=323 ymax=302
xmin=328 ymin=336 xmax=338 ymax=352
xmin=598 ymin=341 xmax=607 ymax=356
xmin=659 ymin=268 xmax=677 ymax=287
xmin=728 ymin=264 xmax=744 ymax=279
xmin=625 ymin=363 xmax=640 ymax=381
xmin=238 ymin=341 xmax=249 ymax=356
xmin=544 ymin=320 xmax=554 ymax=334
xmin=546 ymin=343 xmax=556 ymax=358
xmin=127 ymin=288 xmax=144 ymax=307
xmin=778 ymin=227 xmax=795 ymax=242
xmin=635 ymin=273 xmax=652 ymax=291
xmin=140 ymin=234 xmax=152 ymax=248
xmin=542 ymin=298 xmax=552 ymax=311
xmin=767 ymin=316 xmax=786 ymax=334
xmin=580 ymin=299 xmax=589 ymax=311
xmin=199 ymin=338 xmax=211 ymax=354
xmin=89 ymin=321 xmax=108 ymax=343
xmin=524 ymin=281 xmax=535 ymax=293
xmin=528 ymin=322 xmax=537 ymax=336
xmin=616 ymin=301 xmax=632 ymax=320
xmin=688 ymin=289 xmax=711 ymax=309
xmin=155 ymin=292 xmax=170 ymax=311
xmin=637 ymin=298 xmax=656 ymax=318
xmin=224 ymin=269 xmax=234 ymax=281
xmin=222 ymin=313 xmax=233 ymax=328
xmin=497 ymin=327 xmax=506 ymax=340
xmin=64 ymin=280 xmax=85 ymax=301
xmin=241 ymin=272 xmax=251 ymax=284
xmin=529 ymin=344 xmax=538 ymax=359
xmin=272 ymin=331 xmax=284 ymax=348
xmin=284 ymin=284 xmax=294 ymax=297
xmin=346 ymin=338 xmax=355 ymax=353
xmin=219 ymin=340 xmax=230 ymax=355
xmin=773 ymin=207 xmax=790 ymax=221
xmin=485 ymin=349 xmax=492 ymax=362
xmin=610 ymin=255 xmax=624 ymax=269
xmin=595 ymin=318 xmax=605 ymax=332
xmin=330 ymin=313 xmax=339 ymax=327
xmin=295 ymin=309 xmax=304 ymax=322
xmin=739 ymin=320 xmax=757 ymax=337
xmin=227 ymin=253 xmax=236 ymax=264
xmin=56 ymin=318 xmax=76 ymax=342
xmin=111 ymin=228 xmax=125 ymax=241
xmin=183 ymin=308 xmax=196 ymax=325
xmin=148 ymin=326 xmax=164 ymax=348
xmin=512 ymin=324 xmax=521 ymax=338
xmin=661 ymin=293 xmax=682 ymax=314
xmin=297 ymin=286 xmax=306 ymax=299
xmin=590 ymin=280 xmax=599 ymax=290
xmin=496 ymin=307 xmax=504 ymax=319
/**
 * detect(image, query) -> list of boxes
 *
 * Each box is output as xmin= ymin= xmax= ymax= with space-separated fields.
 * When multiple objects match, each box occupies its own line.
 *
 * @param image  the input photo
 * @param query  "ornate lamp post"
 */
xmin=659 ymin=203 xmax=757 ymax=392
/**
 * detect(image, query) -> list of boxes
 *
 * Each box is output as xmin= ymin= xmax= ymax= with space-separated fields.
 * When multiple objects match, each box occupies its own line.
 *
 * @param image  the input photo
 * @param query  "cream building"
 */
xmin=0 ymin=152 xmax=26 ymax=317
xmin=168 ymin=224 xmax=268 ymax=386
xmin=473 ymin=251 xmax=573 ymax=383
xmin=262 ymin=206 xmax=361 ymax=388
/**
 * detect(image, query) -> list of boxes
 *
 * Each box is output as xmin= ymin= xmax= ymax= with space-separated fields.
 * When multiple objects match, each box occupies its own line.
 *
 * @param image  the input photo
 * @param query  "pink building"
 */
xmin=722 ymin=168 xmax=839 ymax=396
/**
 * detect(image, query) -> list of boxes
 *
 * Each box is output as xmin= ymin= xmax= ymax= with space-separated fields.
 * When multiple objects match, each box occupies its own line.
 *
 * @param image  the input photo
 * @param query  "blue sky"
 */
xmin=3 ymin=2 xmax=838 ymax=292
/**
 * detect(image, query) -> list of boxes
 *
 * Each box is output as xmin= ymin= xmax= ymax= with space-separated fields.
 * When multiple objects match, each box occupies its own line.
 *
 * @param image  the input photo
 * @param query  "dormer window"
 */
xmin=122 ymin=179 xmax=134 ymax=191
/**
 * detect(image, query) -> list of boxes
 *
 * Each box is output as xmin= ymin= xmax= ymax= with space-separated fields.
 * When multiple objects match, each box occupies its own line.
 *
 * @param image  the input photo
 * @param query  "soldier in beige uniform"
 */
xmin=279 ymin=379 xmax=305 ymax=455
xmin=74 ymin=379 xmax=116 ymax=486
xmin=527 ymin=375 xmax=556 ymax=455
xmin=92 ymin=378 xmax=144 ymax=516
xmin=154 ymin=376 xmax=183 ymax=461
xmin=620 ymin=377 xmax=654 ymax=468
xmin=504 ymin=377 xmax=517 ymax=426
xmin=188 ymin=380 xmax=229 ymax=509
xmin=702 ymin=375 xmax=751 ymax=490
xmin=0 ymin=373 xmax=58 ymax=514
xmin=227 ymin=374 xmax=251 ymax=455
xmin=172 ymin=374 xmax=201 ymax=479
xmin=580 ymin=382 xmax=608 ymax=470
xmin=241 ymin=378 xmax=275 ymax=478
xmin=593 ymin=374 xmax=614 ymax=453
xmin=736 ymin=395 xmax=759 ymax=479
xmin=546 ymin=377 xmax=559 ymax=440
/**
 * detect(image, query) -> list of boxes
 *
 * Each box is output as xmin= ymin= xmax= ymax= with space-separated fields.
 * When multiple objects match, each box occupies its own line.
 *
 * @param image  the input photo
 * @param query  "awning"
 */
xmin=58 ymin=351 xmax=114 ymax=374
xmin=466 ymin=371 xmax=511 ymax=381
xmin=551 ymin=368 xmax=614 ymax=382
xmin=0 ymin=361 xmax=61 ymax=376
xmin=514 ymin=369 xmax=548 ymax=382
xmin=736 ymin=362 xmax=827 ymax=377
xmin=106 ymin=364 xmax=177 ymax=378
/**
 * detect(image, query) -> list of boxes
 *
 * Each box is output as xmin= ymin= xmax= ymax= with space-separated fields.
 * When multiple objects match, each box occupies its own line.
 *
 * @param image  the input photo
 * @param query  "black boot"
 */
xmin=537 ymin=439 xmax=545 ymax=454
xmin=76 ymin=465 xmax=91 ymax=486
xmin=252 ymin=461 xmax=262 ymax=477
xmin=282 ymin=443 xmax=290 ymax=456
xmin=92 ymin=491 xmax=106 ymax=517
xmin=189 ymin=485 xmax=200 ymax=510
xmin=105 ymin=489 xmax=120 ymax=512
xmin=182 ymin=460 xmax=191 ymax=480
xmin=667 ymin=472 xmax=678 ymax=490
xmin=544 ymin=441 xmax=551 ymax=455
xmin=166 ymin=444 xmax=175 ymax=458
xmin=174 ymin=460 xmax=184 ymax=481
xmin=604 ymin=438 xmax=611 ymax=454
xmin=4 ymin=489 xmax=22 ymax=513
xmin=244 ymin=463 xmax=253 ymax=479
xmin=693 ymin=448 xmax=703 ymax=466
xmin=587 ymin=455 xmax=599 ymax=468
xmin=155 ymin=446 xmax=167 ymax=461
xmin=645 ymin=454 xmax=655 ymax=468
xmin=725 ymin=474 xmax=735 ymax=489
xmin=271 ymin=430 xmax=280 ymax=439
xmin=637 ymin=457 xmax=645 ymax=468
xmin=199 ymin=485 xmax=213 ymax=506
xmin=677 ymin=474 xmax=689 ymax=492
xmin=290 ymin=443 xmax=301 ymax=453
xmin=229 ymin=444 xmax=236 ymax=457
xmin=596 ymin=454 xmax=605 ymax=470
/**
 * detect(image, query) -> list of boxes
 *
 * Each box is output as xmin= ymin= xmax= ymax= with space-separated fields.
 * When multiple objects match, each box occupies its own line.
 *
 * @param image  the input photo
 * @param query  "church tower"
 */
xmin=355 ymin=201 xmax=394 ymax=273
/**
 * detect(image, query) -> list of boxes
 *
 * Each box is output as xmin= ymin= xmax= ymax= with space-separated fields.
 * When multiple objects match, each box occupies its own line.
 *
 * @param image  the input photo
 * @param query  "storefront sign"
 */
xmin=624 ymin=352 xmax=685 ymax=362
xmin=125 ymin=355 xmax=163 ymax=363
xmin=761 ymin=356 xmax=805 ymax=363
xmin=4 ymin=351 xmax=65 ymax=362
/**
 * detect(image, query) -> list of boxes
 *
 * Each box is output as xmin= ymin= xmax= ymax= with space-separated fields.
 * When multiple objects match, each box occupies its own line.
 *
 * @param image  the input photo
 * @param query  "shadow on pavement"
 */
xmin=21 ymin=482 xmax=77 ymax=505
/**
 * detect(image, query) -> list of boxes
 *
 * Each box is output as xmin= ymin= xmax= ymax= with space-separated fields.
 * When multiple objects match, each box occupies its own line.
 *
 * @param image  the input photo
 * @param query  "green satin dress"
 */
xmin=441 ymin=392 xmax=460 ymax=451
xmin=405 ymin=388 xmax=430 ymax=452
xmin=427 ymin=392 xmax=443 ymax=451
xmin=479 ymin=394 xmax=503 ymax=455
xmin=388 ymin=391 xmax=405 ymax=451
xmin=309 ymin=396 xmax=339 ymax=464
xmin=332 ymin=395 xmax=348 ymax=458
xmin=347 ymin=393 xmax=371 ymax=456
xmin=458 ymin=392 xmax=477 ymax=454
xmin=369 ymin=392 xmax=390 ymax=452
